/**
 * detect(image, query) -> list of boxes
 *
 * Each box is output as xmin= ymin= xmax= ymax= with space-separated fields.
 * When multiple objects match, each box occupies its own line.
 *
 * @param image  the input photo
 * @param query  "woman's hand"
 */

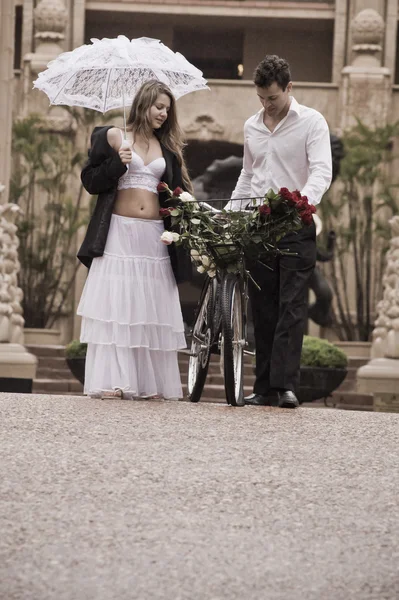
xmin=119 ymin=140 xmax=132 ymax=165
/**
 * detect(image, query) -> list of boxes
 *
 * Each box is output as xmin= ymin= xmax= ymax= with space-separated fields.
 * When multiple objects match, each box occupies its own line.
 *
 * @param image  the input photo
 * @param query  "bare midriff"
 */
xmin=113 ymin=188 xmax=161 ymax=220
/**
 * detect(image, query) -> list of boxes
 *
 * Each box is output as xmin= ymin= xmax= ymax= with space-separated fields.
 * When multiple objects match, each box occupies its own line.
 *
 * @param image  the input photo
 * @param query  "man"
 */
xmin=226 ymin=55 xmax=332 ymax=408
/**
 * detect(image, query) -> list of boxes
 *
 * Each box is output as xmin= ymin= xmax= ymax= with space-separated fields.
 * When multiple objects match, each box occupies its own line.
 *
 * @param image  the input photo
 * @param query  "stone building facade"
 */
xmin=2 ymin=0 xmax=399 ymax=342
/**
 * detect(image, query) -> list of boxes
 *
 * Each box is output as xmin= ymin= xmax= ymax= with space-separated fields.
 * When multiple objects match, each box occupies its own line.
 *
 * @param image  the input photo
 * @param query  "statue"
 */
xmin=357 ymin=216 xmax=399 ymax=411
xmin=0 ymin=203 xmax=25 ymax=343
xmin=370 ymin=216 xmax=399 ymax=359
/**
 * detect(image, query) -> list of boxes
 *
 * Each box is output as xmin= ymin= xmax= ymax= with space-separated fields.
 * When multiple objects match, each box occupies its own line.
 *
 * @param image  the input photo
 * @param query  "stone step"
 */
xmin=178 ymin=361 xmax=255 ymax=377
xmin=25 ymin=344 xmax=66 ymax=358
xmin=37 ymin=367 xmax=75 ymax=380
xmin=182 ymin=383 xmax=253 ymax=400
xmin=334 ymin=378 xmax=356 ymax=393
xmin=330 ymin=391 xmax=373 ymax=411
xmin=346 ymin=357 xmax=370 ymax=369
xmin=33 ymin=379 xmax=83 ymax=394
xmin=35 ymin=356 xmax=70 ymax=370
xmin=32 ymin=391 xmax=85 ymax=397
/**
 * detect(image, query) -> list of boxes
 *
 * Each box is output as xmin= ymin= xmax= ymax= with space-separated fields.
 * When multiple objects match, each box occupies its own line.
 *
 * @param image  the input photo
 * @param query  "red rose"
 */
xmin=309 ymin=204 xmax=316 ymax=214
xmin=292 ymin=190 xmax=302 ymax=202
xmin=279 ymin=187 xmax=293 ymax=202
xmin=295 ymin=199 xmax=308 ymax=212
xmin=173 ymin=187 xmax=183 ymax=197
xmin=301 ymin=211 xmax=313 ymax=226
xmin=159 ymin=207 xmax=172 ymax=217
xmin=157 ymin=182 xmax=168 ymax=193
xmin=259 ymin=204 xmax=271 ymax=216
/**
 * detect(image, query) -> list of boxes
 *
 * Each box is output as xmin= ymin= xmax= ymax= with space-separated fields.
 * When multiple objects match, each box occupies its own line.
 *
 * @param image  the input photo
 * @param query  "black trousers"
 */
xmin=248 ymin=222 xmax=316 ymax=394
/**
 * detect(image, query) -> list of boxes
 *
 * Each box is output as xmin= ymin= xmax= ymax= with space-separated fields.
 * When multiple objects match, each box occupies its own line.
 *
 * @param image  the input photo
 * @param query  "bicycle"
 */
xmin=160 ymin=187 xmax=308 ymax=407
xmin=187 ymin=198 xmax=263 ymax=407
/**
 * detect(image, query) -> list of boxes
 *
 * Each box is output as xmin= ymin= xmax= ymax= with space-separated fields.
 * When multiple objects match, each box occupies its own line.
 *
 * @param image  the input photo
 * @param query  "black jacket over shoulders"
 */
xmin=77 ymin=125 xmax=192 ymax=284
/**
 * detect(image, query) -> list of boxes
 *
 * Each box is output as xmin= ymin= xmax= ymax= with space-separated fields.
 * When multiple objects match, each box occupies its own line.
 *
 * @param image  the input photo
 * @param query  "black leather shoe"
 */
xmin=277 ymin=390 xmax=299 ymax=409
xmin=245 ymin=393 xmax=277 ymax=406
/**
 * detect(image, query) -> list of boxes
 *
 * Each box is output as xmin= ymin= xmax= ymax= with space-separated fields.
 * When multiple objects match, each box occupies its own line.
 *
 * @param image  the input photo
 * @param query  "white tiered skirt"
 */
xmin=77 ymin=214 xmax=186 ymax=399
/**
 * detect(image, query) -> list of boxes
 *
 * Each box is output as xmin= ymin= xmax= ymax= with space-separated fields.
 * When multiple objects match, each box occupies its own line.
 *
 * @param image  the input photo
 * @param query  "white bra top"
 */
xmin=117 ymin=130 xmax=166 ymax=193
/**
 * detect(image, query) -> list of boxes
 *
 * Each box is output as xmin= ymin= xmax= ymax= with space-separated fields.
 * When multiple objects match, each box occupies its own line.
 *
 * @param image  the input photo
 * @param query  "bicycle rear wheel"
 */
xmin=221 ymin=273 xmax=245 ymax=406
xmin=187 ymin=278 xmax=215 ymax=402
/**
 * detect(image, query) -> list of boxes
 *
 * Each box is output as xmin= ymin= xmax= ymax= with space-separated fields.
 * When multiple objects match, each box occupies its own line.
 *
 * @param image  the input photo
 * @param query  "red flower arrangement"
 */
xmin=156 ymin=183 xmax=317 ymax=278
xmin=268 ymin=187 xmax=316 ymax=226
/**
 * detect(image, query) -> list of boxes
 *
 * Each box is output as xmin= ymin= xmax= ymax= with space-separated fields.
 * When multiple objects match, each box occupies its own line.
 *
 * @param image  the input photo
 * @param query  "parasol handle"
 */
xmin=122 ymin=87 xmax=127 ymax=139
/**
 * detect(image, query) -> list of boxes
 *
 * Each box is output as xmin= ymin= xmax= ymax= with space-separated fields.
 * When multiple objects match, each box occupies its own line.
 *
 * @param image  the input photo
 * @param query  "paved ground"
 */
xmin=1 ymin=394 xmax=398 ymax=600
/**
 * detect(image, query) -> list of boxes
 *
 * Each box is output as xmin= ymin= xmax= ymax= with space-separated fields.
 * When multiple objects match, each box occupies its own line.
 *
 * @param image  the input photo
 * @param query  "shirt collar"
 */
xmin=257 ymin=96 xmax=301 ymax=124
xmin=288 ymin=96 xmax=301 ymax=116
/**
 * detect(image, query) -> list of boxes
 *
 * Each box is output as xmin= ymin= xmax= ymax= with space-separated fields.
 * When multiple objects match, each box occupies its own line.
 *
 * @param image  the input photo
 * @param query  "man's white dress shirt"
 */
xmin=225 ymin=97 xmax=332 ymax=210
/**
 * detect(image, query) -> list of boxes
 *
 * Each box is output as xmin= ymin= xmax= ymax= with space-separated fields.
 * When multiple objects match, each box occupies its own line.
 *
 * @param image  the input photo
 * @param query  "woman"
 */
xmin=77 ymin=80 xmax=192 ymax=400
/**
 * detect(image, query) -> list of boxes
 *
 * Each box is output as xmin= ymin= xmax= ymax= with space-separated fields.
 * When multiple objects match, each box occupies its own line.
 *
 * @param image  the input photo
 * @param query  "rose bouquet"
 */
xmin=157 ymin=183 xmax=316 ymax=280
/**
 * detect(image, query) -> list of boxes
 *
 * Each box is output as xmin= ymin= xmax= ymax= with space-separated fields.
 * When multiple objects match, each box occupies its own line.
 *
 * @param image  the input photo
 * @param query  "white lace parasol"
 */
xmin=33 ymin=36 xmax=209 ymax=113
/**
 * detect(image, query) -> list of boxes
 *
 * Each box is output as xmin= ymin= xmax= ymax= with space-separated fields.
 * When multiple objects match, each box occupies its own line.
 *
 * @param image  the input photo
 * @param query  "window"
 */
xmin=173 ymin=29 xmax=244 ymax=80
xmin=14 ymin=5 xmax=23 ymax=70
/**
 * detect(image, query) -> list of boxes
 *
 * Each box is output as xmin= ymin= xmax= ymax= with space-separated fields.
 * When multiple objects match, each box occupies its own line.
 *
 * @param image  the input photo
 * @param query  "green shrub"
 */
xmin=65 ymin=340 xmax=87 ymax=359
xmin=301 ymin=336 xmax=348 ymax=369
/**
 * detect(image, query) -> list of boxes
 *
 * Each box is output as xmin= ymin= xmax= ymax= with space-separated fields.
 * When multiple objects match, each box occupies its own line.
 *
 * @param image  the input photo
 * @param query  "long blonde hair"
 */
xmin=126 ymin=80 xmax=193 ymax=193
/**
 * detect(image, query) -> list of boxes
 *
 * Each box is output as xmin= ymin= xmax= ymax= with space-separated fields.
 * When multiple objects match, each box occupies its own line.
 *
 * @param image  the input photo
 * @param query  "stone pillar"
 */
xmin=339 ymin=9 xmax=391 ymax=131
xmin=357 ymin=216 xmax=399 ymax=412
xmin=0 ymin=202 xmax=38 ymax=393
xmin=23 ymin=0 xmax=68 ymax=116
xmin=0 ymin=0 xmax=15 ymax=203
xmin=0 ymin=2 xmax=38 ymax=392
xmin=28 ymin=0 xmax=68 ymax=74
xmin=331 ymin=0 xmax=349 ymax=84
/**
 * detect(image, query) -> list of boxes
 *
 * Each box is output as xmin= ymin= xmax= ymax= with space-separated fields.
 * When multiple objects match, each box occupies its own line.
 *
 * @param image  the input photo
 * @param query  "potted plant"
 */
xmin=298 ymin=335 xmax=348 ymax=403
xmin=65 ymin=340 xmax=87 ymax=385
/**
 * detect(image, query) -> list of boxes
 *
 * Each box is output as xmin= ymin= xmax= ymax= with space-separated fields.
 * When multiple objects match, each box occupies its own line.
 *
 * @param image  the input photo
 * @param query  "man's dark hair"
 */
xmin=253 ymin=55 xmax=291 ymax=90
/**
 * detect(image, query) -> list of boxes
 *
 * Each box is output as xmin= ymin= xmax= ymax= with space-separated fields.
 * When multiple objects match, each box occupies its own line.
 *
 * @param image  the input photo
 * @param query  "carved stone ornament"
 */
xmin=0 ymin=203 xmax=25 ymax=344
xmin=34 ymin=0 xmax=68 ymax=43
xmin=185 ymin=115 xmax=225 ymax=141
xmin=351 ymin=9 xmax=384 ymax=48
xmin=371 ymin=216 xmax=399 ymax=359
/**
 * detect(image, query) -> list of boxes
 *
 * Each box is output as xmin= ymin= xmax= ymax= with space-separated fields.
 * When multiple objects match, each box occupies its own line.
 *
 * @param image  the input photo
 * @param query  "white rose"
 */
xmin=201 ymin=255 xmax=210 ymax=267
xmin=190 ymin=249 xmax=200 ymax=259
xmin=197 ymin=265 xmax=205 ymax=274
xmin=160 ymin=231 xmax=174 ymax=245
xmin=171 ymin=232 xmax=180 ymax=243
xmin=208 ymin=269 xmax=216 ymax=278
xmin=180 ymin=191 xmax=196 ymax=203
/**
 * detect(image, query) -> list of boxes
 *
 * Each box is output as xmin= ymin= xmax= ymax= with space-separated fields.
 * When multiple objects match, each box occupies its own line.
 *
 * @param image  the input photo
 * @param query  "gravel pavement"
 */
xmin=0 ymin=393 xmax=398 ymax=600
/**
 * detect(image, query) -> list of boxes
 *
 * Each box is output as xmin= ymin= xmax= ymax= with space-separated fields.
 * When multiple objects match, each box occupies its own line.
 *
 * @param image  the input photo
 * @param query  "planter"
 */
xmin=24 ymin=327 xmax=61 ymax=346
xmin=298 ymin=366 xmax=348 ymax=403
xmin=0 ymin=343 xmax=38 ymax=393
xmin=66 ymin=357 xmax=85 ymax=385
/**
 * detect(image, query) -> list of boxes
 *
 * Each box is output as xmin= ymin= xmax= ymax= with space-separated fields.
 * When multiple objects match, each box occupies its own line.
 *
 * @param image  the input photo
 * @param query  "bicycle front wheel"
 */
xmin=221 ymin=273 xmax=245 ymax=406
xmin=187 ymin=278 xmax=215 ymax=402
